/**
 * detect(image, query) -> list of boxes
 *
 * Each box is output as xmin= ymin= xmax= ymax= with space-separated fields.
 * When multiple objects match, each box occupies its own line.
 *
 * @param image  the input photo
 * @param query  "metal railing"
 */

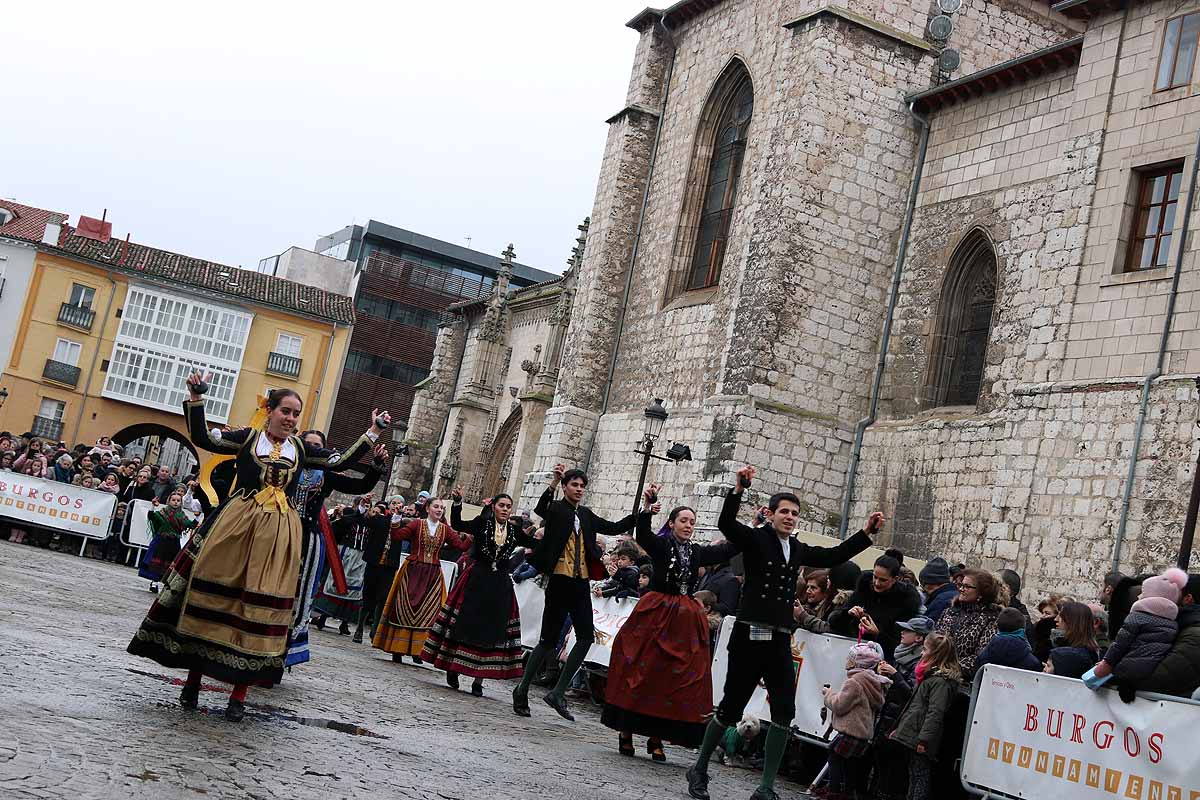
xmin=266 ymin=351 xmax=302 ymax=378
xmin=57 ymin=302 xmax=95 ymax=331
xmin=31 ymin=415 xmax=64 ymax=440
xmin=42 ymin=359 xmax=81 ymax=387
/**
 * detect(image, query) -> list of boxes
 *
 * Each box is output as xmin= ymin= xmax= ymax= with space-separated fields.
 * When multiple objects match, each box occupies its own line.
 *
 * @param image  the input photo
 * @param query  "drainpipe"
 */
xmin=71 ymin=273 xmax=118 ymax=443
xmin=1111 ymin=125 xmax=1200 ymax=571
xmin=582 ymin=14 xmax=676 ymax=471
xmin=838 ymin=104 xmax=930 ymax=538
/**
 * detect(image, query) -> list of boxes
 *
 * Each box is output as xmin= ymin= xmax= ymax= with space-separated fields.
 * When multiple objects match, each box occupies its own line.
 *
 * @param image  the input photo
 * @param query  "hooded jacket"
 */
xmin=1105 ymin=609 xmax=1180 ymax=682
xmin=824 ymin=668 xmax=891 ymax=740
xmin=1142 ymin=604 xmax=1200 ymax=697
xmin=975 ymin=631 xmax=1043 ymax=672
xmin=891 ymin=669 xmax=961 ymax=759
xmin=829 ymin=573 xmax=923 ymax=659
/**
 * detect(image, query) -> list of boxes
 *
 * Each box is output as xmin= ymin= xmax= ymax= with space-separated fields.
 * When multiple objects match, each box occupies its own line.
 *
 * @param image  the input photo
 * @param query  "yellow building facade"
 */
xmin=0 ymin=230 xmax=354 ymax=466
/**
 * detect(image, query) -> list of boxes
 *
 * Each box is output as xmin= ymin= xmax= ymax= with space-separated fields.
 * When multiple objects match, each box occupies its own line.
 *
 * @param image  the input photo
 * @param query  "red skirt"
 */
xmin=421 ymin=562 xmax=523 ymax=679
xmin=601 ymin=591 xmax=713 ymax=747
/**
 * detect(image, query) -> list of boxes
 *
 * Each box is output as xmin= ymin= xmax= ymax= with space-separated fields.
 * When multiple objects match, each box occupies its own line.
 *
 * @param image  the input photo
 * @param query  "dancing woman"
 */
xmin=127 ymin=373 xmax=388 ymax=721
xmin=285 ymin=433 xmax=388 ymax=668
xmin=372 ymin=497 xmax=471 ymax=663
xmin=422 ymin=487 xmax=538 ymax=696
xmin=602 ymin=488 xmax=738 ymax=761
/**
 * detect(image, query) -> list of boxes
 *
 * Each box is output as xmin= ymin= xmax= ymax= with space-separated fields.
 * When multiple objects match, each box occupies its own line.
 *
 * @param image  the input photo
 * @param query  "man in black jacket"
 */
xmin=352 ymin=497 xmax=407 ymax=643
xmin=695 ymin=547 xmax=740 ymax=616
xmin=512 ymin=463 xmax=636 ymax=722
xmin=687 ymin=465 xmax=883 ymax=800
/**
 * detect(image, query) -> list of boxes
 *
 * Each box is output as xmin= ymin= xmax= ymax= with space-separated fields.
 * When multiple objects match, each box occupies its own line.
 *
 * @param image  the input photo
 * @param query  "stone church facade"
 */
xmin=503 ymin=0 xmax=1200 ymax=598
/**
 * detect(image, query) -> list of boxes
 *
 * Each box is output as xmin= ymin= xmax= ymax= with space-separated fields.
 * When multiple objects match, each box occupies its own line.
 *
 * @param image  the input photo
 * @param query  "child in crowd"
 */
xmin=869 ymin=617 xmax=931 ymax=800
xmin=975 ymin=607 xmax=1042 ymax=672
xmin=1089 ymin=567 xmax=1187 ymax=702
xmin=693 ymin=589 xmax=723 ymax=650
xmin=593 ymin=542 xmax=641 ymax=600
xmin=821 ymin=642 xmax=891 ymax=799
xmin=891 ymin=632 xmax=962 ymax=800
xmin=97 ymin=472 xmax=121 ymax=494
xmin=637 ymin=564 xmax=653 ymax=596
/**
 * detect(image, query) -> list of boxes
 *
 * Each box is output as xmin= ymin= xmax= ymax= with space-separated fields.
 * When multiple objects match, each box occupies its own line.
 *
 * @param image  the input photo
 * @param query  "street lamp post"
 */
xmin=1177 ymin=376 xmax=1200 ymax=569
xmin=632 ymin=398 xmax=668 ymax=516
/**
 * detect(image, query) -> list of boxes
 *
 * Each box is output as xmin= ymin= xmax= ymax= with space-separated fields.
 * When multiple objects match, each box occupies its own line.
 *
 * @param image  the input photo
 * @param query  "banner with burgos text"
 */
xmin=709 ymin=618 xmax=856 ymax=740
xmin=963 ymin=665 xmax=1200 ymax=800
xmin=0 ymin=473 xmax=116 ymax=539
xmin=514 ymin=580 xmax=635 ymax=667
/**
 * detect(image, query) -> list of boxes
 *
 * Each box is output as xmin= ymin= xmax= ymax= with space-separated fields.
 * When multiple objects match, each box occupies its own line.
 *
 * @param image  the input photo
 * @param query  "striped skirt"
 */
xmin=372 ymin=558 xmax=445 ymax=657
xmin=284 ymin=525 xmax=325 ymax=668
xmin=127 ymin=493 xmax=301 ymax=686
xmin=421 ymin=562 xmax=523 ymax=678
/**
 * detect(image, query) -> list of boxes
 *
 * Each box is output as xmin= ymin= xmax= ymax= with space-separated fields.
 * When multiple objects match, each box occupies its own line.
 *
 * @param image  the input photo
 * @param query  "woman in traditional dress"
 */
xmin=138 ymin=488 xmax=199 ymax=593
xmin=602 ymin=487 xmax=739 ymax=761
xmin=285 ymin=432 xmax=388 ymax=669
xmin=373 ymin=497 xmax=470 ymax=663
xmin=422 ymin=487 xmax=537 ymax=696
xmin=127 ymin=373 xmax=387 ymax=721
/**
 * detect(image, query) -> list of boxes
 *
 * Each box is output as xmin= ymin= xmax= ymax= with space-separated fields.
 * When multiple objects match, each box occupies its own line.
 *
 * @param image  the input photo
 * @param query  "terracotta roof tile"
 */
xmin=0 ymin=199 xmax=68 ymax=243
xmin=49 ymin=225 xmax=355 ymax=325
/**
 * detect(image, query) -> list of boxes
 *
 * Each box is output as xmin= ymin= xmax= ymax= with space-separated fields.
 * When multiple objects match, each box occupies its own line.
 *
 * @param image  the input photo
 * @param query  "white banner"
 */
xmin=513 ymin=580 xmax=637 ymax=667
xmin=0 ymin=473 xmax=116 ymax=539
xmin=709 ymin=617 xmax=856 ymax=739
xmin=963 ymin=665 xmax=1200 ymax=800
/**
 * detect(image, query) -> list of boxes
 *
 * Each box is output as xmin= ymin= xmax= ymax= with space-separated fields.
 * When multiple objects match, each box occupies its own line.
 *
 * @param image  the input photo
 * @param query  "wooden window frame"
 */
xmin=1155 ymin=13 xmax=1200 ymax=93
xmin=1125 ymin=163 xmax=1184 ymax=272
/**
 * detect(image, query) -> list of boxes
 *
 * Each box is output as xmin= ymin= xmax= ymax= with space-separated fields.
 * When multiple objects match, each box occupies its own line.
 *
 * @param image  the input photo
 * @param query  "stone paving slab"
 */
xmin=0 ymin=541 xmax=778 ymax=800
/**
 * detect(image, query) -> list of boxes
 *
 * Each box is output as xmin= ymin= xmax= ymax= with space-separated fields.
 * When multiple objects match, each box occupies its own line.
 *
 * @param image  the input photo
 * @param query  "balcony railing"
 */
xmin=57 ymin=302 xmax=96 ymax=331
xmin=266 ymin=351 xmax=302 ymax=378
xmin=43 ymin=359 xmax=81 ymax=387
xmin=31 ymin=415 xmax=64 ymax=440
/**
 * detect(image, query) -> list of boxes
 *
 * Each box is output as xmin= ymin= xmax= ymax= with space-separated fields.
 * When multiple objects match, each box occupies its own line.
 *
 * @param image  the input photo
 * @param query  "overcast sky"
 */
xmin=3 ymin=1 xmax=651 ymax=275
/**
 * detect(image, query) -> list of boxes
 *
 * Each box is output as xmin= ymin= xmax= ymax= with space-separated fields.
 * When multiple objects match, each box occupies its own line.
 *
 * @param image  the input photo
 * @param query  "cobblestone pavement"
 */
xmin=0 ymin=541 xmax=780 ymax=800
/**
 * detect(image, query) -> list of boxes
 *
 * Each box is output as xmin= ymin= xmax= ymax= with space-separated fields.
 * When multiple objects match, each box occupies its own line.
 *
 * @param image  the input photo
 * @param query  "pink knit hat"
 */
xmin=847 ymin=641 xmax=885 ymax=671
xmin=1131 ymin=568 xmax=1189 ymax=620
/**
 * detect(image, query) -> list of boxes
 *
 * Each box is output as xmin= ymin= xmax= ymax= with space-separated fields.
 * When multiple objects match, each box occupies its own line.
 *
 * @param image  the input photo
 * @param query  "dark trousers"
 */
xmin=540 ymin=574 xmax=594 ymax=646
xmin=716 ymin=623 xmax=796 ymax=726
xmin=907 ymin=752 xmax=932 ymax=800
xmin=360 ymin=563 xmax=397 ymax=627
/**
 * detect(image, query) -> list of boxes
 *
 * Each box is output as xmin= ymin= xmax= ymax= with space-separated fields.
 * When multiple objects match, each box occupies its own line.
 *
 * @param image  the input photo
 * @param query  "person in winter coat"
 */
xmin=1142 ymin=574 xmax=1200 ymax=698
xmin=918 ymin=558 xmax=958 ymax=623
xmin=974 ymin=607 xmax=1042 ymax=672
xmin=695 ymin=555 xmax=740 ymax=616
xmin=829 ymin=549 xmax=922 ymax=660
xmin=1044 ymin=601 xmax=1101 ymax=678
xmin=1091 ymin=567 xmax=1188 ymax=702
xmin=934 ymin=568 xmax=1004 ymax=678
xmin=893 ymin=616 xmax=932 ymax=681
xmin=890 ymin=632 xmax=963 ymax=800
xmin=868 ymin=617 xmax=930 ymax=800
xmin=821 ymin=642 xmax=891 ymax=800
xmin=592 ymin=542 xmax=641 ymax=600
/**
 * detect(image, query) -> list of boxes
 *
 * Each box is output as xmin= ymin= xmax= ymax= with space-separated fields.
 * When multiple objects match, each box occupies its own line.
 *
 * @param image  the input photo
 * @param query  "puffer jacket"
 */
xmin=975 ymin=632 xmax=1043 ymax=672
xmin=935 ymin=600 xmax=1002 ymax=678
xmin=1142 ymin=605 xmax=1200 ymax=697
xmin=890 ymin=670 xmax=961 ymax=759
xmin=1105 ymin=609 xmax=1179 ymax=683
xmin=829 ymin=574 xmax=923 ymax=660
xmin=824 ymin=669 xmax=891 ymax=740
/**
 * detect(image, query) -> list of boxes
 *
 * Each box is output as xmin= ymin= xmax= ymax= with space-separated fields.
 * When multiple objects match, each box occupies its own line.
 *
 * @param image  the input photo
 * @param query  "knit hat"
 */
xmin=919 ymin=557 xmax=951 ymax=585
xmin=897 ymin=615 xmax=934 ymax=636
xmin=847 ymin=641 xmax=885 ymax=671
xmin=1132 ymin=568 xmax=1189 ymax=620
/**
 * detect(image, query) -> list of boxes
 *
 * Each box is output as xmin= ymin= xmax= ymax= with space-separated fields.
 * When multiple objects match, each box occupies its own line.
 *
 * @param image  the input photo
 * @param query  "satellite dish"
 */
xmin=929 ymin=14 xmax=954 ymax=40
xmin=939 ymin=48 xmax=962 ymax=73
xmin=938 ymin=0 xmax=962 ymax=13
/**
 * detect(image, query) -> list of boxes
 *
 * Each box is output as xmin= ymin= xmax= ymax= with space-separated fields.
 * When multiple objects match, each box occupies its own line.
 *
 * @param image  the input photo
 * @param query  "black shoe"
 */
xmin=648 ymin=738 xmax=666 ymax=762
xmin=225 ymin=698 xmax=245 ymax=722
xmin=512 ymin=687 xmax=531 ymax=717
xmin=351 ymin=630 xmax=363 ymax=644
xmin=312 ymin=616 xmax=326 ymax=631
xmin=411 ymin=655 xmax=423 ymax=665
xmin=338 ymin=621 xmax=350 ymax=636
xmin=619 ymin=733 xmax=635 ymax=757
xmin=392 ymin=653 xmax=404 ymax=663
xmin=687 ymin=765 xmax=710 ymax=800
xmin=542 ymin=692 xmax=574 ymax=722
xmin=471 ymin=681 xmax=483 ymax=698
xmin=446 ymin=671 xmax=460 ymax=690
xmin=179 ymin=684 xmax=199 ymax=710
xmin=748 ymin=788 xmax=779 ymax=800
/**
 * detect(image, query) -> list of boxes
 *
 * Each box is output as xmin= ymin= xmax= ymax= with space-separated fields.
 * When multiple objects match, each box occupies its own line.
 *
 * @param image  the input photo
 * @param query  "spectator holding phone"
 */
xmin=829 ymin=549 xmax=922 ymax=661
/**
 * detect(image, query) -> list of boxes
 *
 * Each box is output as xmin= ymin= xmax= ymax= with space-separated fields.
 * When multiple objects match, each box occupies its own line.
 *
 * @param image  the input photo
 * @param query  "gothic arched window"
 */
xmin=926 ymin=230 xmax=997 ymax=408
xmin=670 ymin=61 xmax=754 ymax=299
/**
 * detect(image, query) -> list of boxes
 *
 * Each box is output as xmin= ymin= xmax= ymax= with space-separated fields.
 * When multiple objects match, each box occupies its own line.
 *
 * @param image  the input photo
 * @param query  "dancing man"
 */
xmin=686 ymin=465 xmax=884 ymax=800
xmin=512 ymin=463 xmax=637 ymax=722
xmin=421 ymin=487 xmax=538 ymax=695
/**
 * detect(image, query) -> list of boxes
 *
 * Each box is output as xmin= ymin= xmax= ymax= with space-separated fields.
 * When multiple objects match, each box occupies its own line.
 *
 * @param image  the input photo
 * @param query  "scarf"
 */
xmin=894 ymin=642 xmax=922 ymax=674
xmin=53 ymin=465 xmax=73 ymax=482
xmin=158 ymin=505 xmax=190 ymax=535
xmin=997 ymin=629 xmax=1028 ymax=641
xmin=915 ymin=659 xmax=929 ymax=685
